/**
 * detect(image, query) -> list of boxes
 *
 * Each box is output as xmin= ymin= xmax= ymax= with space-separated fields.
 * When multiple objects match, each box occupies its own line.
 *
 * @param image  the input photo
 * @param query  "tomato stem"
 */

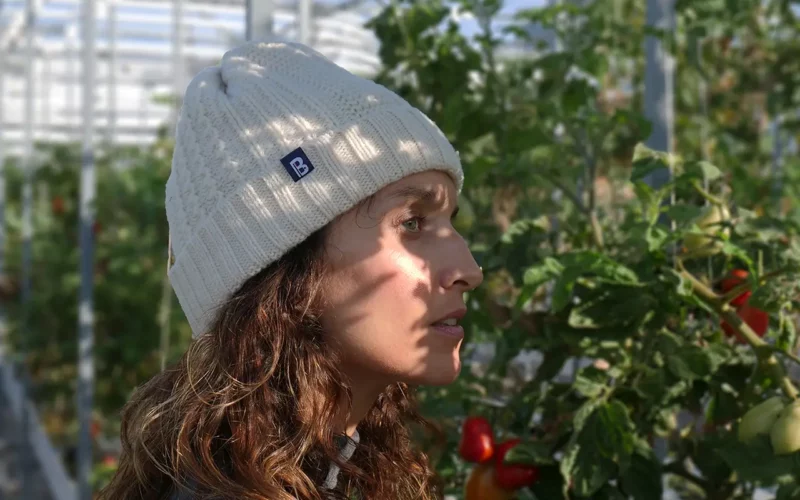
xmin=718 ymin=266 xmax=794 ymax=304
xmin=691 ymin=180 xmax=726 ymax=206
xmin=589 ymin=211 xmax=605 ymax=249
xmin=719 ymin=283 xmax=750 ymax=305
xmin=771 ymin=347 xmax=800 ymax=368
xmin=677 ymin=261 xmax=800 ymax=400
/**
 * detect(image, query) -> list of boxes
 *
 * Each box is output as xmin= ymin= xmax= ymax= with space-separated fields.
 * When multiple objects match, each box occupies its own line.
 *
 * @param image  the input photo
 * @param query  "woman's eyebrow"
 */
xmin=387 ymin=186 xmax=440 ymax=207
xmin=384 ymin=185 xmax=459 ymax=217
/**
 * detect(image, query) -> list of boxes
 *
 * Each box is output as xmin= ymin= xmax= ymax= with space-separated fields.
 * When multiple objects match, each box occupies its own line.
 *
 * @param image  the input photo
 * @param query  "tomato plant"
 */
xmin=1 ymin=133 xmax=193 ymax=478
xmin=370 ymin=1 xmax=800 ymax=498
xmin=721 ymin=270 xmax=752 ymax=307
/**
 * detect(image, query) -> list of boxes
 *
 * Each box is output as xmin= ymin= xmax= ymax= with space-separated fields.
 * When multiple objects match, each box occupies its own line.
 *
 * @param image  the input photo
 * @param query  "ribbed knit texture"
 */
xmin=166 ymin=41 xmax=463 ymax=337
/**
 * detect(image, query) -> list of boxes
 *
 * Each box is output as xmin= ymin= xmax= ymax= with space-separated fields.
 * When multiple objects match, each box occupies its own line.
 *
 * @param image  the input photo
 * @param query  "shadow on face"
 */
xmin=319 ymin=170 xmax=484 ymax=394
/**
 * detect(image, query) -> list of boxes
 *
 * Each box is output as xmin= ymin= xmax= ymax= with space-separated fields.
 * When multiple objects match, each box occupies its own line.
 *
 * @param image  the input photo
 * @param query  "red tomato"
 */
xmin=91 ymin=420 xmax=101 ymax=438
xmin=459 ymin=416 xmax=494 ymax=463
xmin=464 ymin=464 xmax=514 ymax=500
xmin=51 ymin=196 xmax=65 ymax=215
xmin=739 ymin=306 xmax=769 ymax=337
xmin=494 ymin=438 xmax=540 ymax=490
xmin=721 ymin=306 xmax=769 ymax=344
xmin=721 ymin=269 xmax=751 ymax=307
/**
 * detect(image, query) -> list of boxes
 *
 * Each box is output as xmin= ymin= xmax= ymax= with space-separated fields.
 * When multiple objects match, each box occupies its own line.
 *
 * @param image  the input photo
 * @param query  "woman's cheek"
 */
xmin=387 ymin=249 xmax=431 ymax=293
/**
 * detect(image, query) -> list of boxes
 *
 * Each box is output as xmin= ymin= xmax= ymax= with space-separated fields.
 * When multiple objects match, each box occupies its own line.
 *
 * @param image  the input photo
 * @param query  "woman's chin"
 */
xmin=405 ymin=356 xmax=462 ymax=386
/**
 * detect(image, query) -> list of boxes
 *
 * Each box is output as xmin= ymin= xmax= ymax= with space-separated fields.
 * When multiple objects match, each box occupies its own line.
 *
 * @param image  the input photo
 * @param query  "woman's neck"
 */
xmin=340 ymin=371 xmax=390 ymax=437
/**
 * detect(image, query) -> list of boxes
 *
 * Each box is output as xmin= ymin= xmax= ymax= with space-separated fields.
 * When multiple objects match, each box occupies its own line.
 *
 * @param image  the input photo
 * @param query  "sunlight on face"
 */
xmin=320 ymin=170 xmax=484 ymax=390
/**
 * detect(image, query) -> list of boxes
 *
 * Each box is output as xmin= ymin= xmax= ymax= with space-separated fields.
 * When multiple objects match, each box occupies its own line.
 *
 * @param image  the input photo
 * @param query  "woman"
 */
xmin=99 ymin=40 xmax=483 ymax=500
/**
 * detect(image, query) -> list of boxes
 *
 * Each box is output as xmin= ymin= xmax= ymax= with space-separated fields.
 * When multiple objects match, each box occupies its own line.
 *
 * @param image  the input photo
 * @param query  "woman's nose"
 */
xmin=440 ymin=242 xmax=484 ymax=292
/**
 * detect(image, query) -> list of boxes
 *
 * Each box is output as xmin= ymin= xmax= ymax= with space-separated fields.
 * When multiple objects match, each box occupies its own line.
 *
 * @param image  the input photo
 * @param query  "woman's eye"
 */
xmin=402 ymin=217 xmax=423 ymax=232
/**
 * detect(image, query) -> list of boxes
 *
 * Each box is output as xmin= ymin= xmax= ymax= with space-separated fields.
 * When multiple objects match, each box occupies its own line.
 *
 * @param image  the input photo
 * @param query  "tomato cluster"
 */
xmin=718 ymin=270 xmax=768 ymax=344
xmin=683 ymin=204 xmax=731 ymax=258
xmin=738 ymin=397 xmax=800 ymax=456
xmin=459 ymin=416 xmax=540 ymax=499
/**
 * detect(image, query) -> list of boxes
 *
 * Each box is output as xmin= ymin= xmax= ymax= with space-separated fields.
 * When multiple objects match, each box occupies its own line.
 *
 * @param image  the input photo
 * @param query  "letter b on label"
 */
xmin=280 ymin=147 xmax=315 ymax=182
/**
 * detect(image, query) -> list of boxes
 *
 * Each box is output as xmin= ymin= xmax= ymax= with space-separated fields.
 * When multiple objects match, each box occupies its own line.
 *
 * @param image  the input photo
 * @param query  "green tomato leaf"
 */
xmin=594 ymin=400 xmax=636 ymax=466
xmin=560 ymin=399 xmax=634 ymax=497
xmin=619 ymin=444 xmax=663 ymax=500
xmin=693 ymin=432 xmax=734 ymax=485
xmin=667 ymin=345 xmax=713 ymax=381
xmin=560 ymin=440 xmax=616 ymax=498
xmin=529 ymin=465 xmax=566 ymax=500
xmin=504 ymin=439 xmax=556 ymax=466
xmin=645 ymin=225 xmax=670 ymax=252
xmin=715 ymin=435 xmax=799 ymax=484
xmin=574 ymin=366 xmax=607 ymax=398
xmin=682 ymin=160 xmax=723 ymax=183
xmin=551 ymin=273 xmax=576 ymax=312
xmin=634 ymin=367 xmax=667 ymax=402
xmin=523 ymin=257 xmax=564 ymax=289
xmin=750 ymin=273 xmax=800 ymax=313
xmin=666 ymin=204 xmax=706 ymax=225
xmin=776 ymin=482 xmax=800 ymax=500
xmin=631 ymin=143 xmax=676 ymax=182
xmin=560 ymin=251 xmax=640 ymax=285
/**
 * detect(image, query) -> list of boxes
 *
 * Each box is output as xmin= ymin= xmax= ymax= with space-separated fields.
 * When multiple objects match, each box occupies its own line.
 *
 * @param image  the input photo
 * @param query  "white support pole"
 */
xmin=19 ymin=1 xmax=37 ymax=497
xmin=21 ymin=0 xmax=35 ymax=309
xmin=642 ymin=0 xmax=676 ymax=189
xmin=246 ymin=0 xmax=274 ymax=42
xmin=298 ymin=0 xmax=312 ymax=46
xmin=65 ymin=31 xmax=73 ymax=135
xmin=172 ymin=0 xmax=184 ymax=111
xmin=67 ymin=25 xmax=80 ymax=141
xmin=77 ymin=0 xmax=96 ymax=498
xmin=43 ymin=55 xmax=51 ymax=134
xmin=108 ymin=0 xmax=117 ymax=143
xmin=643 ymin=0 xmax=675 ymax=462
xmin=0 ymin=0 xmax=7 ymax=366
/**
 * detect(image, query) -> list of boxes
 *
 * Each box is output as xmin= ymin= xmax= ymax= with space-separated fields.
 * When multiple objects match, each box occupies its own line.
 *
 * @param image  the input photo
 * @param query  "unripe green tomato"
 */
xmin=453 ymin=194 xmax=476 ymax=234
xmin=684 ymin=204 xmax=731 ymax=257
xmin=770 ymin=400 xmax=800 ymax=455
xmin=738 ymin=396 xmax=785 ymax=443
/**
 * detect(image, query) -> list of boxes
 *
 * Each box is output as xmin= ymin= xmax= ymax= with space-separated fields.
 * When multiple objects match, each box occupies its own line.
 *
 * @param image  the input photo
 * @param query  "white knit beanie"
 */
xmin=165 ymin=41 xmax=463 ymax=338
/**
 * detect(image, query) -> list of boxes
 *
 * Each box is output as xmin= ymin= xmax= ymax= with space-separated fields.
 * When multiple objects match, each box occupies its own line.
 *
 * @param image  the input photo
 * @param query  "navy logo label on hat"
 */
xmin=281 ymin=147 xmax=315 ymax=182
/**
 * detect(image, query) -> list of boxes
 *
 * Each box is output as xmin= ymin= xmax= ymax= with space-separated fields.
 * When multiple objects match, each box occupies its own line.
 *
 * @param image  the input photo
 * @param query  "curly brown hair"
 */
xmin=98 ymin=225 xmax=445 ymax=500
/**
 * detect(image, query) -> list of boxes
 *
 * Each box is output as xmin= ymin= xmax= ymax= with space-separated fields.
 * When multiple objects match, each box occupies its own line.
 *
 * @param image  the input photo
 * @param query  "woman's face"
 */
xmin=321 ymin=170 xmax=483 ymax=389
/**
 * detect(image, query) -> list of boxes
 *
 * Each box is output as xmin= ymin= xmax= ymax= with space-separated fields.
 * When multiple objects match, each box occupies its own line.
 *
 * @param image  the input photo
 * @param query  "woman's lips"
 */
xmin=431 ymin=323 xmax=464 ymax=339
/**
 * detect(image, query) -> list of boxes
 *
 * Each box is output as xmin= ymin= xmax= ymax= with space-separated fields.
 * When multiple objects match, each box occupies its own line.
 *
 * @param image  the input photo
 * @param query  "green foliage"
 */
xmin=2 ymin=132 xmax=192 ymax=450
xmin=372 ymin=0 xmax=800 ymax=498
